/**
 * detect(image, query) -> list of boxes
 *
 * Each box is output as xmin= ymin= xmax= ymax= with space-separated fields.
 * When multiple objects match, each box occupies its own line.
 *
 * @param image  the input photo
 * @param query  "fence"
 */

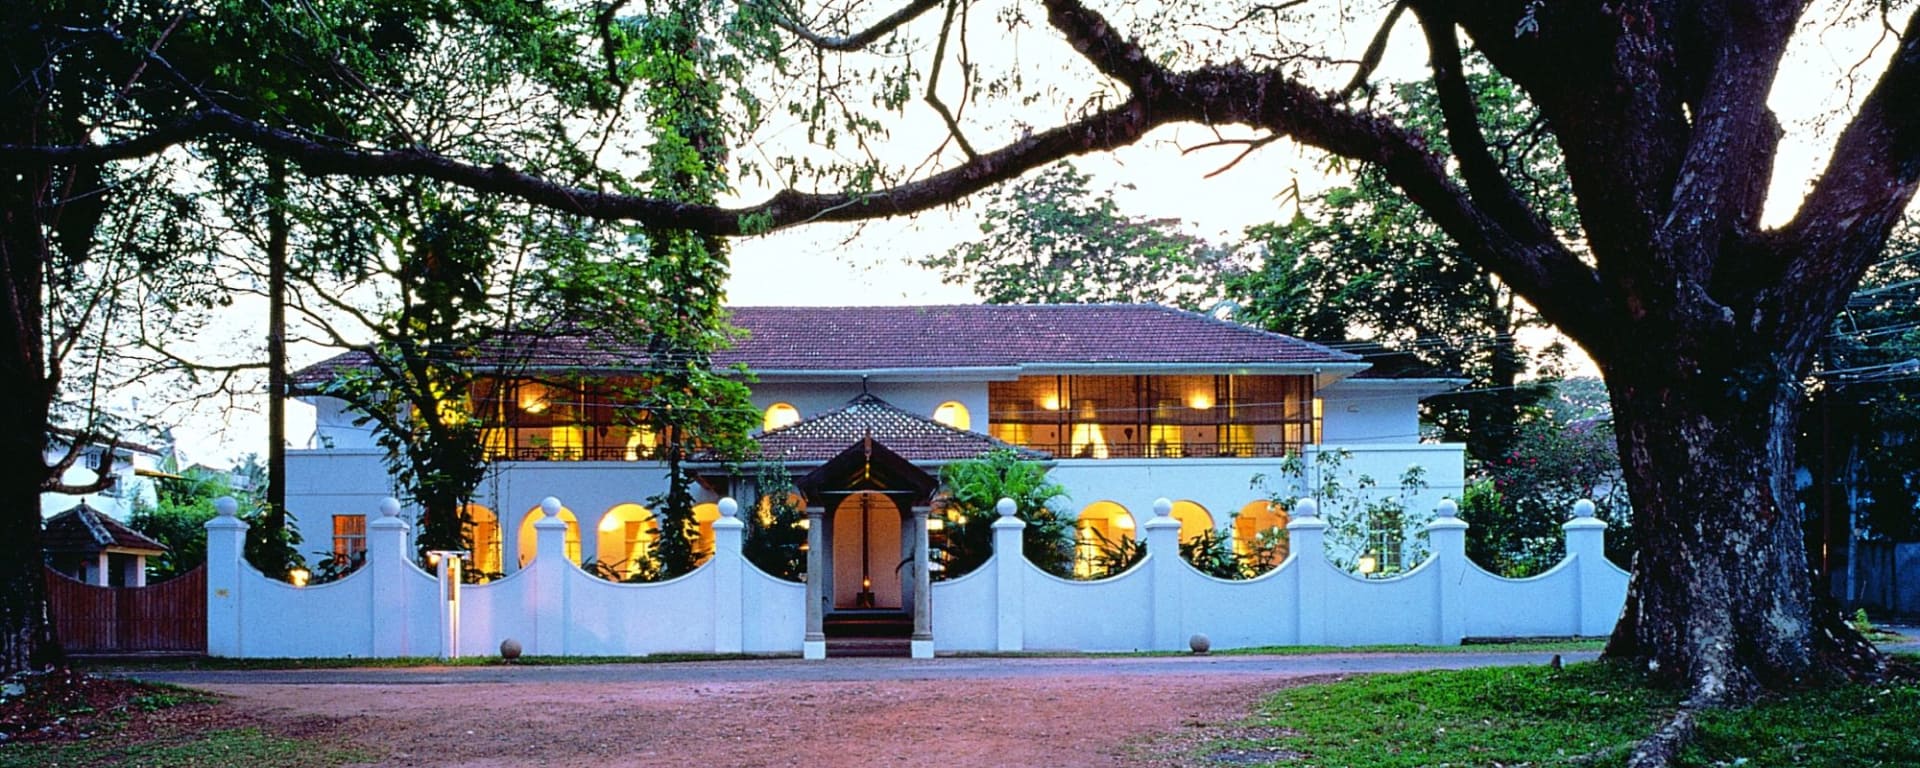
xmin=47 ymin=566 xmax=207 ymax=655
xmin=204 ymin=496 xmax=1627 ymax=658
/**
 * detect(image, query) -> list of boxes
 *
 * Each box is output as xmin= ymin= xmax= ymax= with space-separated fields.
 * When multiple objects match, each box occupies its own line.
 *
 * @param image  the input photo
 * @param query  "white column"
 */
xmin=532 ymin=496 xmax=568 ymax=656
xmin=131 ymin=556 xmax=147 ymax=587
xmin=93 ymin=552 xmax=110 ymax=586
xmin=368 ymin=497 xmax=412 ymax=658
xmin=1563 ymin=499 xmax=1617 ymax=637
xmin=1143 ymin=497 xmax=1184 ymax=651
xmin=711 ymin=498 xmax=745 ymax=654
xmin=1425 ymin=499 xmax=1471 ymax=644
xmin=990 ymin=498 xmax=1026 ymax=652
xmin=1287 ymin=498 xmax=1329 ymax=645
xmin=204 ymin=497 xmax=249 ymax=657
xmin=803 ymin=504 xmax=827 ymax=660
xmin=910 ymin=505 xmax=933 ymax=659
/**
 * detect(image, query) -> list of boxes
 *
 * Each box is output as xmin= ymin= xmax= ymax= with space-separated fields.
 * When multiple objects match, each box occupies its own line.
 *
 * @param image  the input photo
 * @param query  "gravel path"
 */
xmin=137 ymin=651 xmax=1594 ymax=767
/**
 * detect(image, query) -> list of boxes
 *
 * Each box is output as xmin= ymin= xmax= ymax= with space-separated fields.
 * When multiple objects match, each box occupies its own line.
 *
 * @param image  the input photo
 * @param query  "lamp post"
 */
xmin=426 ymin=550 xmax=469 ymax=660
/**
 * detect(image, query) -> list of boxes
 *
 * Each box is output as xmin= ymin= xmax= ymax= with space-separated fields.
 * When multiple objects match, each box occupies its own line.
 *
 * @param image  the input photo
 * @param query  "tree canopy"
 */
xmin=7 ymin=6 xmax=1920 ymax=756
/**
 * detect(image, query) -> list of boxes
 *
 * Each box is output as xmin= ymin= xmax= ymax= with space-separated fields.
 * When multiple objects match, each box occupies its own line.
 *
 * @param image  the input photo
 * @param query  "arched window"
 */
xmin=1170 ymin=500 xmax=1214 ymax=544
xmin=595 ymin=503 xmax=657 ymax=579
xmin=692 ymin=502 xmax=723 ymax=566
xmin=464 ymin=504 xmax=503 ymax=577
xmin=763 ymin=402 xmax=801 ymax=431
xmin=1073 ymin=501 xmax=1136 ymax=578
xmin=932 ymin=401 xmax=971 ymax=430
xmin=1235 ymin=500 xmax=1290 ymax=570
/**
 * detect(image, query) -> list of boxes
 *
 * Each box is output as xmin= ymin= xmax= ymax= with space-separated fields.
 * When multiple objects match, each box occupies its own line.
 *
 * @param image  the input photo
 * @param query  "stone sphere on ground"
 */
xmin=500 ymin=638 xmax=523 ymax=660
xmin=1189 ymin=633 xmax=1211 ymax=654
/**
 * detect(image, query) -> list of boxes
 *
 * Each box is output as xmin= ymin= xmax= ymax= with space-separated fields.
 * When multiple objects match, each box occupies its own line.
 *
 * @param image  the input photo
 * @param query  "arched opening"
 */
xmin=595 ymin=503 xmax=658 ymax=579
xmin=517 ymin=505 xmax=581 ymax=567
xmin=464 ymin=504 xmax=503 ymax=577
xmin=1074 ymin=501 xmax=1136 ymax=578
xmin=692 ymin=502 xmax=722 ymax=566
xmin=764 ymin=402 xmax=801 ymax=431
xmin=932 ymin=401 xmax=971 ymax=430
xmin=1235 ymin=500 xmax=1290 ymax=573
xmin=1169 ymin=500 xmax=1214 ymax=544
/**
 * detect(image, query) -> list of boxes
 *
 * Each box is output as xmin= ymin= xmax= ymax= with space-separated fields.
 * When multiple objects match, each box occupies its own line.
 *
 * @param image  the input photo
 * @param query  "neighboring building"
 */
xmin=288 ymin=304 xmax=1468 ymax=651
xmin=42 ymin=426 xmax=171 ymax=521
xmin=43 ymin=501 xmax=169 ymax=587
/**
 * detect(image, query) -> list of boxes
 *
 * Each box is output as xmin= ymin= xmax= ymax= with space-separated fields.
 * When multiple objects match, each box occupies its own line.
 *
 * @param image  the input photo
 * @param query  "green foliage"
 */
xmin=1463 ymin=381 xmax=1634 ymax=576
xmin=1178 ymin=528 xmax=1241 ymax=579
xmin=1081 ymin=527 xmax=1147 ymax=580
xmin=935 ymin=449 xmax=1075 ymax=579
xmin=1254 ymin=450 xmax=1430 ymax=576
xmin=128 ymin=471 xmax=229 ymax=581
xmin=744 ymin=465 xmax=807 ymax=582
xmin=918 ymin=161 xmax=1227 ymax=308
xmin=1227 ymin=64 xmax=1570 ymax=463
xmin=1224 ymin=660 xmax=1920 ymax=768
xmin=1178 ymin=525 xmax=1287 ymax=580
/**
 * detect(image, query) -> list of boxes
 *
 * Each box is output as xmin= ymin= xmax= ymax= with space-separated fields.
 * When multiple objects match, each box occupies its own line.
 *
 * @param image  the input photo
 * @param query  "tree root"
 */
xmin=1625 ymin=708 xmax=1697 ymax=768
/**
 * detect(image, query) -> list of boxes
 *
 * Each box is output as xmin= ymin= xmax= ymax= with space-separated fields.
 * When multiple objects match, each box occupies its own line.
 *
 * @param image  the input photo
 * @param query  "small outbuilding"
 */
xmin=43 ymin=502 xmax=168 ymax=587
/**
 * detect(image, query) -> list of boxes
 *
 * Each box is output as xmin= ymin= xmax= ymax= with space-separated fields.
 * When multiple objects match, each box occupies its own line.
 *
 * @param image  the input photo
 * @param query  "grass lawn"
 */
xmin=1196 ymin=656 xmax=1920 ymax=767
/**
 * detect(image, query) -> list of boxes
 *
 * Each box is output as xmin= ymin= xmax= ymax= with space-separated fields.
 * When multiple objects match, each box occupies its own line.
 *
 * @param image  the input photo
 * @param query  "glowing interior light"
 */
xmin=1188 ymin=392 xmax=1214 ymax=410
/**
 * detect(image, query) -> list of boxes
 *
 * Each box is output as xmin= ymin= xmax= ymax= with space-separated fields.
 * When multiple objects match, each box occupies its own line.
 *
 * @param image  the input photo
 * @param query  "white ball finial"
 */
xmin=1573 ymin=499 xmax=1597 ymax=518
xmin=1152 ymin=498 xmax=1173 ymax=518
xmin=718 ymin=497 xmax=740 ymax=518
xmin=540 ymin=496 xmax=563 ymax=517
xmin=995 ymin=497 xmax=1017 ymax=518
xmin=1435 ymin=499 xmax=1460 ymax=519
xmin=213 ymin=496 xmax=239 ymax=517
xmin=1293 ymin=497 xmax=1319 ymax=518
xmin=378 ymin=497 xmax=402 ymax=518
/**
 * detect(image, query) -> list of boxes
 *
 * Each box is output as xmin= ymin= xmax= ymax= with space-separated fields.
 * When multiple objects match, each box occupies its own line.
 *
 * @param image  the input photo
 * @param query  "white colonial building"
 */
xmin=259 ymin=304 xmax=1564 ymax=659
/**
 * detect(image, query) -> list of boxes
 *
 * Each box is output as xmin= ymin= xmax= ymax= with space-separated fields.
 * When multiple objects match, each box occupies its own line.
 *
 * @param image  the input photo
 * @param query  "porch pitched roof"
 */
xmin=744 ymin=393 xmax=1051 ymax=464
xmin=43 ymin=502 xmax=168 ymax=556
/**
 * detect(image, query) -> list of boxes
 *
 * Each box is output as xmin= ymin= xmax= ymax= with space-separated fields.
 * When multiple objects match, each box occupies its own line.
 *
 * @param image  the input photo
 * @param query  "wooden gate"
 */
xmin=44 ymin=566 xmax=206 ymax=655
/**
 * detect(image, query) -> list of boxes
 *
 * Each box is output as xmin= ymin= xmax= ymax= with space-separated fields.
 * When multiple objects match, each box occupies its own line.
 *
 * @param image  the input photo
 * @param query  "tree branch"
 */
xmin=1773 ymin=12 xmax=1920 ymax=351
xmin=764 ymin=0 xmax=945 ymax=52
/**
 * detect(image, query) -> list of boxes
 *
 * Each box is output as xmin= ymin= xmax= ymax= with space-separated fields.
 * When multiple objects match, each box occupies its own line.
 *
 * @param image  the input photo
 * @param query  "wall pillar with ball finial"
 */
xmin=204 ymin=496 xmax=248 ymax=656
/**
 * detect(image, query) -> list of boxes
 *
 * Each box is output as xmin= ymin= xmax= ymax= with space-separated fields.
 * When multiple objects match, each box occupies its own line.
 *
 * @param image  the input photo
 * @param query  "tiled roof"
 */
xmin=723 ymin=305 xmax=1357 ymax=370
xmin=42 ymin=502 xmax=169 ymax=556
xmin=294 ymin=304 xmax=1358 ymax=384
xmin=740 ymin=393 xmax=1051 ymax=464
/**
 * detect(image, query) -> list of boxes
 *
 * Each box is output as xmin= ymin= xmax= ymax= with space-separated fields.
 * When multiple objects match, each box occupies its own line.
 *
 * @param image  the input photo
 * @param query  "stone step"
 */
xmin=826 ymin=637 xmax=912 ymax=658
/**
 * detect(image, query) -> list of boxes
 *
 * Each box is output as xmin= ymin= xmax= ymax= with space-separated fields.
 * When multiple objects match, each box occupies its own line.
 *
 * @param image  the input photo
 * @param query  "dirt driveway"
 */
xmin=142 ymin=652 xmax=1585 ymax=767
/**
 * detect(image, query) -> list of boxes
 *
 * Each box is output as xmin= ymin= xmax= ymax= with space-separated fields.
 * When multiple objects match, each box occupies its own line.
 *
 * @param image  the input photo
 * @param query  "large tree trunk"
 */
xmin=1 ymin=169 xmax=60 ymax=674
xmin=1600 ymin=335 xmax=1882 ymax=703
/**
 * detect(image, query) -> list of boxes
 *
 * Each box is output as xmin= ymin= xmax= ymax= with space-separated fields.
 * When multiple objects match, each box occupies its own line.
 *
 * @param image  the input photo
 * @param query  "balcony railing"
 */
xmin=1024 ymin=441 xmax=1302 ymax=460
xmin=487 ymin=445 xmax=666 ymax=462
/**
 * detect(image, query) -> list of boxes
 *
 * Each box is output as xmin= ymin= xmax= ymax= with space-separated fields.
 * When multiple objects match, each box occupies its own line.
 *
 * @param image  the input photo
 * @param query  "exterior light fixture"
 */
xmin=1357 ymin=552 xmax=1379 ymax=576
xmin=928 ymin=517 xmax=945 ymax=532
xmin=289 ymin=567 xmax=311 ymax=587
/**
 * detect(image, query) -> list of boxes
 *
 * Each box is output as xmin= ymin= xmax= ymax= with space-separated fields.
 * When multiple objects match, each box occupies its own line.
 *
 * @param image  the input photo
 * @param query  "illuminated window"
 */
xmin=764 ymin=402 xmax=801 ymax=431
xmin=464 ymin=504 xmax=503 ymax=576
xmin=1234 ymin=501 xmax=1290 ymax=563
xmin=518 ymin=506 xmax=581 ymax=566
xmin=1073 ymin=501 xmax=1136 ymax=578
xmin=932 ymin=401 xmax=971 ymax=430
xmin=693 ymin=502 xmax=722 ymax=566
xmin=596 ymin=503 xmax=656 ymax=578
xmin=1169 ymin=500 xmax=1213 ymax=545
xmin=331 ymin=515 xmax=366 ymax=562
